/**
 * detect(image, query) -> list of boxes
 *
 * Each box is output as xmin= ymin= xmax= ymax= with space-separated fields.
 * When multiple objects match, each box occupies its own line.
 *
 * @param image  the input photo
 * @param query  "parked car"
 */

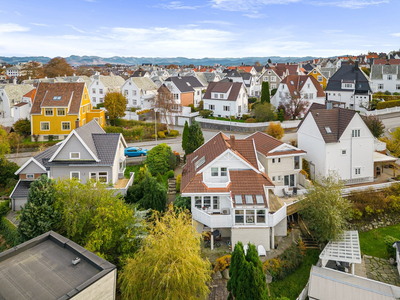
xmin=125 ymin=147 xmax=147 ymax=157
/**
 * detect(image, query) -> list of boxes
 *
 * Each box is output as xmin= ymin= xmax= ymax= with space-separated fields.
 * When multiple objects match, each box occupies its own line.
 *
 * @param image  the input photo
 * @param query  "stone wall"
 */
xmin=349 ymin=214 xmax=400 ymax=232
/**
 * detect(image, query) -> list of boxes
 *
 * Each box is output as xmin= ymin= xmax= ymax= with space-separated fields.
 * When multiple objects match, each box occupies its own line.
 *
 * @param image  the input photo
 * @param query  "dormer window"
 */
xmin=342 ymin=83 xmax=354 ymax=89
xmin=70 ymin=152 xmax=80 ymax=159
xmin=45 ymin=108 xmax=53 ymax=116
xmin=211 ymin=167 xmax=219 ymax=176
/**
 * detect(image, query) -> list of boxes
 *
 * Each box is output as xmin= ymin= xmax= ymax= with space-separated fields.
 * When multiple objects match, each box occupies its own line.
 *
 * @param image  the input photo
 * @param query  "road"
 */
xmin=381 ymin=114 xmax=400 ymax=136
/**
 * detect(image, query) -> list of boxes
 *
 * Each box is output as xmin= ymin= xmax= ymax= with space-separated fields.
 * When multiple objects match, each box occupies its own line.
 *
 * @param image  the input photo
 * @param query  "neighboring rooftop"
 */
xmin=203 ymin=81 xmax=243 ymax=101
xmin=325 ymin=64 xmax=371 ymax=93
xmin=0 ymin=231 xmax=115 ymax=300
xmin=165 ymin=76 xmax=204 ymax=92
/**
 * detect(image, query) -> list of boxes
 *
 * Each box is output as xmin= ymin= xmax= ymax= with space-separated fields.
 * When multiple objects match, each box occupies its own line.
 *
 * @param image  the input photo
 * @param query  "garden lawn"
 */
xmin=125 ymin=164 xmax=144 ymax=179
xmin=206 ymin=116 xmax=246 ymax=123
xmin=269 ymin=249 xmax=320 ymax=300
xmin=359 ymin=222 xmax=400 ymax=259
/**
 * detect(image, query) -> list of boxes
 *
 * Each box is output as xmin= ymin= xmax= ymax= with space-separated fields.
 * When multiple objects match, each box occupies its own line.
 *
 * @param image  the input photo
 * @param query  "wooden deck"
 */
xmin=114 ymin=178 xmax=129 ymax=188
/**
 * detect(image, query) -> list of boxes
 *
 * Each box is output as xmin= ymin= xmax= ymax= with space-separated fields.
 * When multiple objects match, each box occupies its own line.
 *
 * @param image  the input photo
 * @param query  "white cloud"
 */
xmin=197 ymin=20 xmax=233 ymax=26
xmin=243 ymin=13 xmax=267 ymax=18
xmin=391 ymin=33 xmax=400 ymax=37
xmin=65 ymin=25 xmax=86 ymax=33
xmin=210 ymin=0 xmax=300 ymax=11
xmin=311 ymin=0 xmax=389 ymax=9
xmin=0 ymin=23 xmax=29 ymax=34
xmin=155 ymin=1 xmax=201 ymax=9
xmin=30 ymin=23 xmax=49 ymax=27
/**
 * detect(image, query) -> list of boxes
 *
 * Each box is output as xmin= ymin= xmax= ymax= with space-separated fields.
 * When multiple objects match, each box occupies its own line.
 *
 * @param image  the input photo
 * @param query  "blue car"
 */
xmin=125 ymin=147 xmax=147 ymax=157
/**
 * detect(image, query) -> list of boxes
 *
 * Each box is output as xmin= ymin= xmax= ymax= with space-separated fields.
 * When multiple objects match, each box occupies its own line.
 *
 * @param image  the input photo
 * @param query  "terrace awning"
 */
xmin=320 ymin=231 xmax=362 ymax=266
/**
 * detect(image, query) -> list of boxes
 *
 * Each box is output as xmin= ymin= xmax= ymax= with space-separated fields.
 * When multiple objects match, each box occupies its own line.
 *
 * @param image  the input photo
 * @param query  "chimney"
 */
xmin=230 ymin=135 xmax=236 ymax=151
xmin=75 ymin=118 xmax=80 ymax=129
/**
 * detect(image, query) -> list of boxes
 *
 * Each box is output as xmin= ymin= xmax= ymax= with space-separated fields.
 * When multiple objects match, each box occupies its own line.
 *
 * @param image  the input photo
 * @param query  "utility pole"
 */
xmin=155 ymin=109 xmax=158 ymax=145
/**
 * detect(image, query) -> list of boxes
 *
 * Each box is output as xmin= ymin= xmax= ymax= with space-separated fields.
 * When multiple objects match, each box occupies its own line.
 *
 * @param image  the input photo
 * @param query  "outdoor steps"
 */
xmin=302 ymin=238 xmax=319 ymax=249
xmin=168 ymin=178 xmax=177 ymax=195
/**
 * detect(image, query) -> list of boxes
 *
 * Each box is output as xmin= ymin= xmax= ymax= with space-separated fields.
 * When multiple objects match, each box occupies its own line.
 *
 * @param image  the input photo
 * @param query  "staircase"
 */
xmin=298 ymin=215 xmax=319 ymax=249
xmin=167 ymin=178 xmax=177 ymax=207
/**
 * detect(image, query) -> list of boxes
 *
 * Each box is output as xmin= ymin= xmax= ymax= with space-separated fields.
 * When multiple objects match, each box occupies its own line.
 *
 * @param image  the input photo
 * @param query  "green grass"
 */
xmin=359 ymin=222 xmax=400 ymax=259
xmin=269 ymin=249 xmax=320 ymax=300
xmin=206 ymin=116 xmax=246 ymax=123
xmin=124 ymin=164 xmax=144 ymax=179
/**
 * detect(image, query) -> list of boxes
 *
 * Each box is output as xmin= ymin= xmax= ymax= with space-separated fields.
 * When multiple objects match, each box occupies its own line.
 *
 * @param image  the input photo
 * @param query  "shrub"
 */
xmin=169 ymin=130 xmax=179 ymax=137
xmin=383 ymin=235 xmax=397 ymax=258
xmin=248 ymin=97 xmax=257 ymax=104
xmin=302 ymin=159 xmax=310 ymax=178
xmin=394 ymin=92 xmax=400 ymax=96
xmin=176 ymin=174 xmax=182 ymax=192
xmin=0 ymin=217 xmax=21 ymax=247
xmin=158 ymin=131 xmax=166 ymax=138
xmin=188 ymin=104 xmax=196 ymax=112
xmin=151 ymin=134 xmax=156 ymax=139
xmin=245 ymin=118 xmax=256 ymax=123
xmin=377 ymin=100 xmax=400 ymax=109
xmin=385 ymin=90 xmax=392 ymax=95
xmin=241 ymin=114 xmax=250 ymax=120
xmin=199 ymin=110 xmax=213 ymax=118
xmin=169 ymin=151 xmax=177 ymax=170
xmin=266 ymin=122 xmax=284 ymax=140
xmin=174 ymin=194 xmax=191 ymax=210
xmin=0 ymin=200 xmax=10 ymax=217
xmin=166 ymin=170 xmax=175 ymax=179
xmin=213 ymin=255 xmax=231 ymax=274
xmin=145 ymin=143 xmax=173 ymax=175
xmin=96 ymin=103 xmax=105 ymax=109
xmin=13 ymin=118 xmax=31 ymax=136
xmin=104 ymin=126 xmax=123 ymax=133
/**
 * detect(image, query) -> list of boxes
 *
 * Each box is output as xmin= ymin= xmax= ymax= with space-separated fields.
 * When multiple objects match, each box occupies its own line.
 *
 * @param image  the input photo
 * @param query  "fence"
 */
xmin=341 ymin=181 xmax=399 ymax=197
xmin=363 ymin=106 xmax=400 ymax=116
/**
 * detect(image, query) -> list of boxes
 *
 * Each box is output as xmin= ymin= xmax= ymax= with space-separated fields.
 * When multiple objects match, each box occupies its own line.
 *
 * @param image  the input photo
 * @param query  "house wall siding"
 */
xmin=231 ymin=228 xmax=270 ymax=251
xmin=19 ymin=161 xmax=45 ymax=174
xmin=50 ymin=166 xmax=113 ymax=184
xmin=181 ymin=92 xmax=194 ymax=106
xmin=54 ymin=134 xmax=94 ymax=160
xmin=71 ymin=269 xmax=116 ymax=300
xmin=20 ymin=173 xmax=43 ymax=180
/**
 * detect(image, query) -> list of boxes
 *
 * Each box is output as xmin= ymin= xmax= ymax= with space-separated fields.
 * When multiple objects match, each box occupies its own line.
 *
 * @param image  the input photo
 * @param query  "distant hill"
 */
xmin=0 ymin=55 xmax=318 ymax=66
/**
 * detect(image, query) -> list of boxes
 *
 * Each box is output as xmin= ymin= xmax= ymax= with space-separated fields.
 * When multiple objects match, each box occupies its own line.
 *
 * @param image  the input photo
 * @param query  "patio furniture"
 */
xmin=257 ymin=245 xmax=267 ymax=256
xmin=293 ymin=187 xmax=298 ymax=196
xmin=212 ymin=229 xmax=222 ymax=241
xmin=243 ymin=244 xmax=249 ymax=255
xmin=282 ymin=188 xmax=289 ymax=199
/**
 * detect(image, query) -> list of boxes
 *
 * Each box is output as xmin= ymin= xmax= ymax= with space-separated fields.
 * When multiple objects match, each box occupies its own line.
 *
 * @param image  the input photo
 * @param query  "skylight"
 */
xmin=256 ymin=195 xmax=264 ymax=204
xmin=325 ymin=127 xmax=332 ymax=134
xmin=235 ymin=195 xmax=243 ymax=204
xmin=195 ymin=156 xmax=205 ymax=170
xmin=245 ymin=195 xmax=253 ymax=204
xmin=186 ymin=82 xmax=191 ymax=86
xmin=191 ymin=155 xmax=199 ymax=163
xmin=53 ymin=96 xmax=62 ymax=101
xmin=290 ymin=81 xmax=294 ymax=85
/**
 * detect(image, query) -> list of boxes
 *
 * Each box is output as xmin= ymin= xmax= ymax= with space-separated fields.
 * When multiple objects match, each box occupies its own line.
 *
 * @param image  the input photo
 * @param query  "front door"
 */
xmin=284 ymin=175 xmax=295 ymax=187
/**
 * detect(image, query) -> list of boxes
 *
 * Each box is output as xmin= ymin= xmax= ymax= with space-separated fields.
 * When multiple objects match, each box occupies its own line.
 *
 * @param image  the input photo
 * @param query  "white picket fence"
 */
xmin=195 ymin=117 xmax=301 ymax=129
xmin=363 ymin=106 xmax=400 ymax=116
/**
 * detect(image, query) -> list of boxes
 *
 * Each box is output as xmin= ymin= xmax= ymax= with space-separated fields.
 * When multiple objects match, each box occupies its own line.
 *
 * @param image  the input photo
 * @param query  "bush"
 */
xmin=176 ymin=174 xmax=182 ymax=192
xmin=166 ymin=170 xmax=175 ymax=179
xmin=213 ymin=255 xmax=231 ymax=273
xmin=302 ymin=159 xmax=310 ymax=178
xmin=174 ymin=194 xmax=191 ymax=210
xmin=104 ymin=126 xmax=123 ymax=133
xmin=0 ymin=217 xmax=21 ymax=247
xmin=266 ymin=122 xmax=284 ymax=140
xmin=271 ymin=88 xmax=277 ymax=96
xmin=0 ymin=200 xmax=10 ymax=217
xmin=199 ymin=110 xmax=213 ymax=118
xmin=385 ymin=91 xmax=392 ymax=95
xmin=158 ymin=131 xmax=166 ymax=138
xmin=245 ymin=118 xmax=256 ymax=123
xmin=241 ymin=114 xmax=250 ymax=120
xmin=188 ymin=104 xmax=196 ymax=112
xmin=169 ymin=130 xmax=179 ymax=137
xmin=394 ymin=92 xmax=400 ymax=96
xmin=145 ymin=143 xmax=173 ymax=175
xmin=96 ymin=103 xmax=105 ymax=109
xmin=383 ymin=235 xmax=397 ymax=258
xmin=377 ymin=100 xmax=400 ymax=109
xmin=248 ymin=97 xmax=257 ymax=104
xmin=13 ymin=118 xmax=31 ymax=136
xmin=169 ymin=151 xmax=177 ymax=171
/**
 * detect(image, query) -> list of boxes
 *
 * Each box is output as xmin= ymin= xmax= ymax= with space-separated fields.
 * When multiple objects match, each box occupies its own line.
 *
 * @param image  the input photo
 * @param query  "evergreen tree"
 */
xmin=244 ymin=244 xmax=268 ymax=300
xmin=182 ymin=120 xmax=189 ymax=151
xmin=18 ymin=175 xmax=60 ymax=241
xmin=261 ymin=82 xmax=270 ymax=104
xmin=277 ymin=109 xmax=285 ymax=122
xmin=227 ymin=242 xmax=246 ymax=299
xmin=185 ymin=121 xmax=204 ymax=155
xmin=267 ymin=59 xmax=272 ymax=64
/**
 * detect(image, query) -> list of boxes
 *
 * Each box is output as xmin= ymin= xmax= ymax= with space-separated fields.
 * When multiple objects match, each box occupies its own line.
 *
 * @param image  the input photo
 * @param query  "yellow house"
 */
xmin=30 ymin=82 xmax=105 ymax=141
xmin=309 ymin=67 xmax=328 ymax=90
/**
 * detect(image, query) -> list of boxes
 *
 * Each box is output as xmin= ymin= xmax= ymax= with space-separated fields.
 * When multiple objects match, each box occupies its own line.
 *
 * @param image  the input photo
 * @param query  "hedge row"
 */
xmin=376 ymin=100 xmax=400 ymax=110
xmin=374 ymin=94 xmax=400 ymax=101
xmin=0 ymin=217 xmax=20 ymax=247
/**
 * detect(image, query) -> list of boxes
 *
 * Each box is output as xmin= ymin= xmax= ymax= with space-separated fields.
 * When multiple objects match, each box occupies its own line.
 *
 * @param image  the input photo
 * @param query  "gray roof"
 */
xmin=0 ymin=231 xmax=115 ymax=300
xmin=165 ymin=76 xmax=204 ymax=92
xmin=10 ymin=180 xmax=33 ymax=198
xmin=92 ymin=133 xmax=120 ymax=165
xmin=55 ymin=76 xmax=92 ymax=88
xmin=321 ymin=67 xmax=338 ymax=79
xmin=75 ymin=120 xmax=105 ymax=157
xmin=225 ymin=70 xmax=241 ymax=78
xmin=240 ymin=72 xmax=252 ymax=81
xmin=370 ymin=65 xmax=400 ymax=80
xmin=326 ymin=65 xmax=371 ymax=93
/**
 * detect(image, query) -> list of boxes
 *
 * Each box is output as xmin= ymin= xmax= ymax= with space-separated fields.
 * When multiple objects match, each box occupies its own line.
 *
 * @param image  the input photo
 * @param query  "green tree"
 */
xmin=182 ymin=121 xmax=189 ymax=151
xmin=43 ymin=57 xmax=73 ymax=78
xmin=227 ymin=242 xmax=246 ymax=299
xmin=277 ymin=109 xmax=285 ymax=122
xmin=0 ymin=158 xmax=19 ymax=196
xmin=119 ymin=207 xmax=211 ymax=300
xmin=300 ymin=174 xmax=352 ymax=243
xmin=363 ymin=115 xmax=385 ymax=138
xmin=251 ymin=103 xmax=277 ymax=122
xmin=261 ymin=82 xmax=270 ymax=104
xmin=174 ymin=195 xmax=191 ymax=210
xmin=13 ymin=118 xmax=31 ymax=136
xmin=185 ymin=121 xmax=204 ymax=155
xmin=0 ymin=127 xmax=10 ymax=161
xmin=54 ymin=179 xmax=147 ymax=266
xmin=267 ymin=59 xmax=272 ymax=64
xmin=104 ymin=92 xmax=127 ymax=125
xmin=18 ymin=175 xmax=60 ymax=241
xmin=145 ymin=143 xmax=173 ymax=175
xmin=125 ymin=173 xmax=167 ymax=212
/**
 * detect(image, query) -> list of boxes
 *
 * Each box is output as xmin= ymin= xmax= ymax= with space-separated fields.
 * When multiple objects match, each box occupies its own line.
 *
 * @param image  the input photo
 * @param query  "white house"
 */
xmin=13 ymin=88 xmax=36 ymax=123
xmin=325 ymin=62 xmax=372 ymax=112
xmin=271 ymin=75 xmax=325 ymax=109
xmin=181 ymin=132 xmax=287 ymax=252
xmin=0 ymin=83 xmax=35 ymax=119
xmin=202 ymin=81 xmax=248 ymax=118
xmin=164 ymin=76 xmax=205 ymax=107
xmin=370 ymin=64 xmax=400 ymax=94
xmin=297 ymin=105 xmax=374 ymax=185
xmin=88 ymin=74 xmax=125 ymax=106
xmin=121 ymin=77 xmax=158 ymax=109
xmin=6 ymin=65 xmax=22 ymax=77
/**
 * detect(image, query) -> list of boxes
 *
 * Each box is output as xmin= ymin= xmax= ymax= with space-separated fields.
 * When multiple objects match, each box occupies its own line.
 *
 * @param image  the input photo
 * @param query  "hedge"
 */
xmin=0 ymin=200 xmax=10 ymax=217
xmin=377 ymin=100 xmax=400 ymax=110
xmin=0 ymin=217 xmax=21 ymax=247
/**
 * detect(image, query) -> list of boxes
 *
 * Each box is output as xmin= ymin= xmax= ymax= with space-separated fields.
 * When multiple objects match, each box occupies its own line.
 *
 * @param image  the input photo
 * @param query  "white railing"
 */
xmin=268 ymin=204 xmax=287 ymax=227
xmin=296 ymin=282 xmax=309 ymax=300
xmin=195 ymin=117 xmax=301 ymax=129
xmin=108 ymin=172 xmax=135 ymax=196
xmin=192 ymin=208 xmax=233 ymax=228
xmin=363 ymin=106 xmax=400 ymax=116
xmin=344 ymin=176 xmax=374 ymax=185
xmin=342 ymin=181 xmax=399 ymax=197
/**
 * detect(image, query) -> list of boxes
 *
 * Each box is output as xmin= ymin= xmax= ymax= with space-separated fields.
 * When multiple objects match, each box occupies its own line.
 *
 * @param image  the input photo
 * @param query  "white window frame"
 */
xmin=57 ymin=108 xmax=66 ymax=116
xmin=263 ymin=76 xmax=269 ymax=82
xmin=354 ymin=167 xmax=361 ymax=175
xmin=223 ymin=106 xmax=230 ymax=111
xmin=93 ymin=97 xmax=96 ymax=102
xmin=209 ymin=104 xmax=215 ymax=110
xmin=40 ymin=122 xmax=50 ymax=131
xmin=352 ymin=129 xmax=361 ymax=138
xmin=378 ymin=84 xmax=384 ymax=90
xmin=70 ymin=171 xmax=80 ymax=180
xmin=70 ymin=152 xmax=80 ymax=159
xmin=272 ymin=158 xmax=275 ymax=164
xmin=341 ymin=149 xmax=347 ymax=155
xmin=270 ymin=76 xmax=276 ymax=82
xmin=211 ymin=167 xmax=219 ymax=176
xmin=45 ymin=108 xmax=53 ymax=116
xmin=26 ymin=174 xmax=34 ymax=179
xmin=61 ymin=122 xmax=71 ymax=131
xmin=220 ymin=167 xmax=228 ymax=177
xmin=98 ymin=171 xmax=108 ymax=183
xmin=94 ymin=117 xmax=99 ymax=123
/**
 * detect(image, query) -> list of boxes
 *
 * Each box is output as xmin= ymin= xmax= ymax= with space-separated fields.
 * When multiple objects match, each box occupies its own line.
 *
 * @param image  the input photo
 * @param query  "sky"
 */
xmin=0 ymin=0 xmax=399 ymax=58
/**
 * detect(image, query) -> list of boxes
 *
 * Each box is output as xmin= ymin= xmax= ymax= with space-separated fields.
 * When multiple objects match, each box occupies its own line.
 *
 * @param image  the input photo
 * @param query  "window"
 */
xmin=263 ymin=76 xmax=269 ymax=82
xmin=352 ymin=129 xmax=360 ymax=137
xmin=82 ymin=106 xmax=86 ymax=114
xmin=257 ymin=210 xmax=266 ymax=223
xmin=40 ymin=122 xmax=50 ymax=131
xmin=213 ymin=196 xmax=220 ymax=210
xmin=270 ymin=76 xmax=276 ymax=82
xmin=355 ymin=168 xmax=361 ymax=175
xmin=45 ymin=108 xmax=53 ymax=116
xmin=70 ymin=152 xmax=80 ymax=159
xmin=96 ymin=81 xmax=99 ymax=85
xmin=99 ymin=89 xmax=103 ymax=94
xmin=378 ymin=84 xmax=384 ymax=90
xmin=124 ymin=90 xmax=128 ymax=96
xmin=341 ymin=149 xmax=347 ymax=155
xmin=317 ymin=76 xmax=323 ymax=82
xmin=278 ymin=158 xmax=281 ymax=163
xmin=100 ymin=98 xmax=104 ymax=103
xmin=294 ymin=156 xmax=300 ymax=169
xmin=223 ymin=106 xmax=230 ymax=111
xmin=246 ymin=210 xmax=255 ymax=223
xmin=272 ymin=176 xmax=276 ymax=181
xmin=57 ymin=108 xmax=66 ymax=116
xmin=173 ymin=94 xmax=179 ymax=100
xmin=203 ymin=196 xmax=211 ymax=208
xmin=98 ymin=172 xmax=108 ymax=183
xmin=195 ymin=196 xmax=202 ymax=209
xmin=271 ymin=84 xmax=276 ymax=89
xmin=70 ymin=172 xmax=80 ymax=179
xmin=325 ymin=126 xmax=332 ymax=134
xmin=100 ymin=116 xmax=103 ymax=125
xmin=26 ymin=174 xmax=34 ymax=179
xmin=90 ymin=172 xmax=97 ymax=180
xmin=272 ymin=158 xmax=276 ymax=163
xmin=235 ymin=195 xmax=243 ymax=205
xmin=235 ymin=210 xmax=244 ymax=224
xmin=52 ymin=96 xmax=61 ymax=101
xmin=388 ymin=75 xmax=393 ymax=80
xmin=62 ymin=122 xmax=70 ymax=131
xmin=211 ymin=167 xmax=219 ymax=176
xmin=209 ymin=104 xmax=215 ymax=110
xmin=256 ymin=195 xmax=263 ymax=204
xmin=343 ymin=83 xmax=354 ymax=89
xmin=85 ymin=94 xmax=87 ymax=100
xmin=238 ymin=105 xmax=241 ymax=113
xmin=197 ymin=90 xmax=200 ymax=95
xmin=220 ymin=94 xmax=224 ymax=98
xmin=93 ymin=97 xmax=96 ymax=102
xmin=396 ymin=84 xmax=400 ymax=90
xmin=195 ymin=156 xmax=206 ymax=170
xmin=221 ymin=167 xmax=227 ymax=176
xmin=92 ymin=88 xmax=96 ymax=93
xmin=277 ymin=175 xmax=281 ymax=181
xmin=309 ymin=93 xmax=313 ymax=99
xmin=94 ymin=117 xmax=99 ymax=123
xmin=268 ymin=71 xmax=271 ymax=74
xmin=133 ymin=90 xmax=137 ymax=96
xmin=245 ymin=195 xmax=253 ymax=204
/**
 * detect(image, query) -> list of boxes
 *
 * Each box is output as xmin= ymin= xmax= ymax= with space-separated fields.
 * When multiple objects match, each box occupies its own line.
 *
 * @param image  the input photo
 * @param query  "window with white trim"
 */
xmin=355 ymin=168 xmax=361 ymax=175
xmin=388 ymin=75 xmax=393 ymax=80
xmin=70 ymin=172 xmax=80 ymax=179
xmin=378 ymin=84 xmax=384 ymax=90
xmin=92 ymin=88 xmax=96 ymax=93
xmin=220 ymin=167 xmax=227 ymax=176
xmin=220 ymin=94 xmax=224 ymax=99
xmin=209 ymin=104 xmax=215 ymax=110
xmin=257 ymin=210 xmax=266 ymax=223
xmin=352 ymin=129 xmax=360 ymax=137
xmin=195 ymin=196 xmax=202 ymax=209
xmin=93 ymin=97 xmax=96 ymax=102
xmin=99 ymin=89 xmax=103 ymax=94
xmin=341 ymin=149 xmax=347 ymax=155
xmin=70 ymin=152 xmax=80 ymax=159
xmin=41 ymin=122 xmax=50 ymax=131
xmin=57 ymin=108 xmax=66 ymax=116
xmin=396 ymin=84 xmax=400 ymax=90
xmin=203 ymin=196 xmax=211 ymax=208
xmin=223 ymin=106 xmax=230 ymax=111
xmin=317 ymin=76 xmax=323 ymax=82
xmin=263 ymin=76 xmax=269 ymax=82
xmin=62 ymin=122 xmax=70 ymax=131
xmin=98 ymin=172 xmax=108 ymax=183
xmin=45 ymin=108 xmax=53 ymax=116
xmin=272 ymin=158 xmax=275 ymax=163
xmin=213 ymin=196 xmax=220 ymax=210
xmin=270 ymin=76 xmax=276 ymax=82
xmin=211 ymin=167 xmax=219 ymax=176
xmin=173 ymin=94 xmax=179 ymax=100
xmin=26 ymin=174 xmax=34 ymax=179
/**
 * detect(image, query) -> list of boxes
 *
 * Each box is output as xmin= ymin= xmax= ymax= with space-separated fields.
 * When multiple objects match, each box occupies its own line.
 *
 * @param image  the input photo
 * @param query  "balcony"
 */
xmin=192 ymin=208 xmax=233 ymax=228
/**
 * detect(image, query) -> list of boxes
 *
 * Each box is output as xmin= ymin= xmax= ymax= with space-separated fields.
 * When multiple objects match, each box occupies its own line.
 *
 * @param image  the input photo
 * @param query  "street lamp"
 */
xmin=154 ymin=109 xmax=158 ymax=145
xmin=229 ymin=103 xmax=232 ymax=132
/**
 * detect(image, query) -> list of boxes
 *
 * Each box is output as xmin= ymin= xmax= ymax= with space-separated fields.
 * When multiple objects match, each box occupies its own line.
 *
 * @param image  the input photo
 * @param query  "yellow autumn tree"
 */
xmin=104 ymin=92 xmax=126 ymax=125
xmin=119 ymin=206 xmax=211 ymax=300
xmin=266 ymin=122 xmax=285 ymax=140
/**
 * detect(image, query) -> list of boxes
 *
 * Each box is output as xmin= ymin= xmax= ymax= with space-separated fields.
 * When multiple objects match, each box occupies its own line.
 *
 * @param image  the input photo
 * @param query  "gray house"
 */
xmin=10 ymin=120 xmax=132 ymax=210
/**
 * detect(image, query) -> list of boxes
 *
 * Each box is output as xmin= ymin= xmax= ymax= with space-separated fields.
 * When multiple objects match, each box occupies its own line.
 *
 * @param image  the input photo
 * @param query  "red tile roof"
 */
xmin=23 ymin=89 xmax=36 ymax=102
xmin=373 ymin=59 xmax=400 ymax=65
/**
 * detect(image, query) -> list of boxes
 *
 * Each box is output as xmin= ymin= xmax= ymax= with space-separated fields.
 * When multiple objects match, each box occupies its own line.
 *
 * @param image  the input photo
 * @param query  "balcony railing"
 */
xmin=344 ymin=177 xmax=374 ymax=185
xmin=268 ymin=204 xmax=287 ymax=227
xmin=192 ymin=208 xmax=233 ymax=228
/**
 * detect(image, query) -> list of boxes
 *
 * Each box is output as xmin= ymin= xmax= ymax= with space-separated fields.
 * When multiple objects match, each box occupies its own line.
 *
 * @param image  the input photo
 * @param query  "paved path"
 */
xmin=364 ymin=255 xmax=400 ymax=286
